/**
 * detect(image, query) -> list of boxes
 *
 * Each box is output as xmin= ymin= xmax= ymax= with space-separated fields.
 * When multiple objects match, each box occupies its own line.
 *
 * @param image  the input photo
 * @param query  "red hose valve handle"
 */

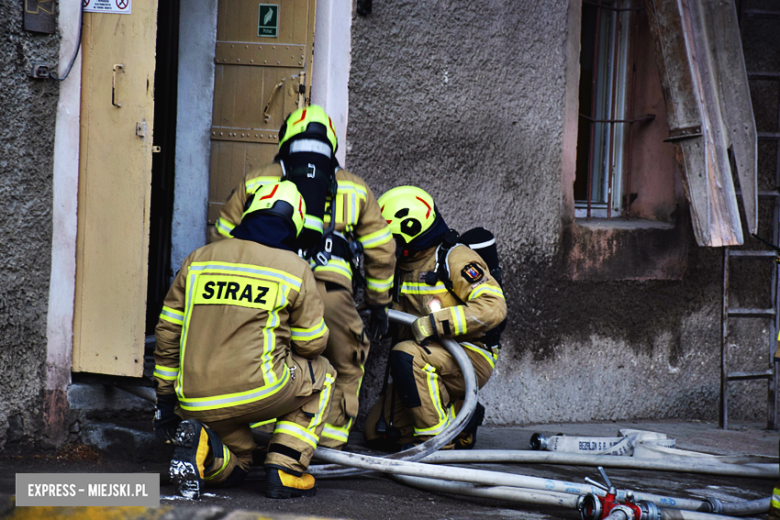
xmin=577 ymin=467 xmax=660 ymax=520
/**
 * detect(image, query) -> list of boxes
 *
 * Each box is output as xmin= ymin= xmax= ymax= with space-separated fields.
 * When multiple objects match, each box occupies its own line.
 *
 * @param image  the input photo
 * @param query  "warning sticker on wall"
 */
xmin=258 ymin=4 xmax=279 ymax=37
xmin=83 ymin=0 xmax=132 ymax=14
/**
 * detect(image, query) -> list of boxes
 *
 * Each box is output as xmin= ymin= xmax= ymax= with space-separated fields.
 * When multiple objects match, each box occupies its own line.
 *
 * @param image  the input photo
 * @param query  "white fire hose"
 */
xmin=309 ymin=308 xmax=478 ymax=478
xmin=304 ymin=309 xmax=771 ymax=518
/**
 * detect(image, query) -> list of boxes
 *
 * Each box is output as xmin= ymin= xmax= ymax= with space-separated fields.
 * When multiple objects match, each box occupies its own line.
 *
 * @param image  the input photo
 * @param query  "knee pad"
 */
xmin=389 ymin=350 xmax=422 ymax=408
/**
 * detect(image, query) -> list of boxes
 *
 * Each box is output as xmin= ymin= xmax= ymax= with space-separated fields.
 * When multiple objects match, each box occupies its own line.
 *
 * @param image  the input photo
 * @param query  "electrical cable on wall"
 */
xmin=50 ymin=4 xmax=83 ymax=82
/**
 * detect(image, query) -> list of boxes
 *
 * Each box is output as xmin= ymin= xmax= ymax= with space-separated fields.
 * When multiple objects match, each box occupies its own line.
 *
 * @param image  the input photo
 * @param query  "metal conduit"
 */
xmin=309 ymin=308 xmax=479 ymax=478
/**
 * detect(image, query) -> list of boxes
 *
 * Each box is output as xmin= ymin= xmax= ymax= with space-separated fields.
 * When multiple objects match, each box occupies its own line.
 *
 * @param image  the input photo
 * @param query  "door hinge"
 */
xmin=136 ymin=121 xmax=147 ymax=138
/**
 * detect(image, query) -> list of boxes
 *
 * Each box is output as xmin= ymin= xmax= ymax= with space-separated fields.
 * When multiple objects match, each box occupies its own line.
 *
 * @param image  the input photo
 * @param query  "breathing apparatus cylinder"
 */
xmin=282 ymin=138 xmax=336 ymax=254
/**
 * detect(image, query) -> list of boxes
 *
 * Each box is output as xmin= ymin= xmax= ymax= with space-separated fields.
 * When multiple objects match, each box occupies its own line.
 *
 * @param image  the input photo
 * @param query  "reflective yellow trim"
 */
xmin=160 ymin=306 xmax=184 ymax=326
xmin=204 ymin=444 xmax=230 ymax=481
xmin=188 ymin=261 xmax=302 ymax=291
xmin=468 ymin=284 xmax=505 ymax=301
xmin=192 ymin=274 xmax=279 ymax=311
xmin=291 ymin=318 xmax=328 ymax=341
xmin=322 ymin=417 xmax=354 ymax=443
xmin=461 ymin=342 xmax=497 ymax=369
xmin=177 ymin=263 xmax=294 ymax=406
xmin=250 ymin=419 xmax=277 ymax=429
xmin=154 ymin=365 xmax=179 ymax=380
xmin=401 ymin=282 xmax=448 ymax=295
xmin=245 ymin=176 xmax=280 ymax=194
xmin=179 ymin=370 xmax=290 ymax=411
xmin=215 ymin=217 xmax=236 ymax=238
xmin=359 ymin=227 xmax=392 ymax=249
xmin=366 ymin=275 xmax=393 ymax=292
xmin=304 ymin=215 xmax=324 ymax=233
xmin=415 ymin=404 xmax=454 ymax=437
xmin=263 ymin=304 xmax=281 ymax=384
xmin=772 ymin=490 xmax=780 ymax=509
xmin=423 ymin=364 xmax=447 ymax=422
xmin=337 ymin=181 xmax=368 ymax=200
xmin=308 ymin=373 xmax=335 ymax=430
xmin=312 ymin=256 xmax=352 ymax=280
xmin=450 ymin=306 xmax=467 ymax=335
xmin=274 ymin=420 xmax=319 ymax=449
xmin=336 ymin=182 xmax=366 ymax=227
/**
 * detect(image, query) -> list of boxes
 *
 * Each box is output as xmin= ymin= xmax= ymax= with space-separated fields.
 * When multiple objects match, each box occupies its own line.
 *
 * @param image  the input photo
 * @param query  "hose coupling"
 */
xmin=703 ymin=497 xmax=723 ymax=514
xmin=605 ymin=504 xmax=635 ymax=520
xmin=577 ymin=493 xmax=602 ymax=520
xmin=529 ymin=432 xmax=547 ymax=450
xmin=636 ymin=500 xmax=661 ymax=520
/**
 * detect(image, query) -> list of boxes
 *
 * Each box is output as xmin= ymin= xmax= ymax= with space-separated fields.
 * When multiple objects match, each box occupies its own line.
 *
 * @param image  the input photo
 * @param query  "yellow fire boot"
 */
xmin=265 ymin=465 xmax=317 ymax=499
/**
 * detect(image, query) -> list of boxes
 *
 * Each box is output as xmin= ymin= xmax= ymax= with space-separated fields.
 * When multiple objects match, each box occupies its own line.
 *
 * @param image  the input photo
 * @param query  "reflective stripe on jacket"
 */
xmin=215 ymin=163 xmax=395 ymax=305
xmin=395 ymin=244 xmax=506 ymax=348
xmin=154 ymin=239 xmax=328 ymax=421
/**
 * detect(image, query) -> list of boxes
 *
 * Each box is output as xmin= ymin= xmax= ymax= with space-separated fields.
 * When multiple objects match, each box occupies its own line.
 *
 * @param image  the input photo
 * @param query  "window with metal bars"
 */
xmin=574 ymin=0 xmax=650 ymax=219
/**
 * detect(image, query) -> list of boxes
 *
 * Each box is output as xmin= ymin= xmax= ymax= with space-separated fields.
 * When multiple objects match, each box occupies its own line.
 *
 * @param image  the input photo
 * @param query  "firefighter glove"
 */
xmin=154 ymin=393 xmax=181 ymax=443
xmin=412 ymin=316 xmax=434 ymax=345
xmin=367 ymin=304 xmax=390 ymax=340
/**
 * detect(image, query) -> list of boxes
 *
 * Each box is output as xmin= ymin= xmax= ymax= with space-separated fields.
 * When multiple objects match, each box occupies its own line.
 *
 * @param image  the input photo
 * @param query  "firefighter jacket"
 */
xmin=153 ymin=238 xmax=329 ymax=422
xmin=394 ymin=244 xmax=507 ymax=347
xmin=214 ymin=162 xmax=396 ymax=306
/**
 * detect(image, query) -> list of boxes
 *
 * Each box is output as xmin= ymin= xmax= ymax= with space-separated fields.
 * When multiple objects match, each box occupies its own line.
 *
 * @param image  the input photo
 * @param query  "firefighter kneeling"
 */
xmin=365 ymin=186 xmax=507 ymax=450
xmin=153 ymin=181 xmax=336 ymax=499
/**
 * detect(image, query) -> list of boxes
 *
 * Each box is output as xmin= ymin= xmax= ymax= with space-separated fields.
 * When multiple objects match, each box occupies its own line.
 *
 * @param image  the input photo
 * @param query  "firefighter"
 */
xmin=364 ymin=186 xmax=506 ymax=450
xmin=213 ymin=105 xmax=396 ymax=448
xmin=153 ymin=181 xmax=336 ymax=499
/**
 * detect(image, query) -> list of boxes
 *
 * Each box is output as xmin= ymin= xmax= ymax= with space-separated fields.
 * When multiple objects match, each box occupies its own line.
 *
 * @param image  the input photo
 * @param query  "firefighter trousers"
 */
xmin=364 ymin=340 xmax=495 ymax=447
xmin=315 ymin=279 xmax=371 ymax=448
xmin=181 ymin=354 xmax=336 ymax=485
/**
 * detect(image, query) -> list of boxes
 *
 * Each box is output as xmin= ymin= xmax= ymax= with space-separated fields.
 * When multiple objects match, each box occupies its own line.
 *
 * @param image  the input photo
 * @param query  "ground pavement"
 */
xmin=0 ymin=420 xmax=776 ymax=520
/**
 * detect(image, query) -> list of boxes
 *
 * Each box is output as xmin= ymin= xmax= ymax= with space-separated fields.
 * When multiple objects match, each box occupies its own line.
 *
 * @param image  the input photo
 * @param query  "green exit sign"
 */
xmin=258 ymin=4 xmax=279 ymax=38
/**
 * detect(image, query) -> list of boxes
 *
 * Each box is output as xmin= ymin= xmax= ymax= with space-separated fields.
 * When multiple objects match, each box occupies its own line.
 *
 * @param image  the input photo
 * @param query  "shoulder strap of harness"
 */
xmin=428 ymin=229 xmax=468 ymax=306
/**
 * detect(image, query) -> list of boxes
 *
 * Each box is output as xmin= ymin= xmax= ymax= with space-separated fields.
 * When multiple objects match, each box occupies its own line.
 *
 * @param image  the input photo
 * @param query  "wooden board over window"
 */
xmin=73 ymin=4 xmax=159 ymax=375
xmin=208 ymin=0 xmax=317 ymax=227
xmin=646 ymin=0 xmax=757 ymax=247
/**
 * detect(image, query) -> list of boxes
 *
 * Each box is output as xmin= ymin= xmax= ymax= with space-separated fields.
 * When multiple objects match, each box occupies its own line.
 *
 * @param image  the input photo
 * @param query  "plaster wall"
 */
xmin=0 ymin=0 xmax=60 ymax=449
xmin=349 ymin=0 xmax=766 ymax=427
xmin=45 ymin=0 xmax=81 ymax=449
xmin=170 ymin=1 xmax=217 ymax=275
xmin=311 ymin=0 xmax=352 ymax=167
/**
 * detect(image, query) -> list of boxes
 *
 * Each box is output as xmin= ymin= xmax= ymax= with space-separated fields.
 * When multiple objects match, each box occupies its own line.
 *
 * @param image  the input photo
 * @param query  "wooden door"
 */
xmin=208 ymin=0 xmax=317 ymax=229
xmin=73 ymin=3 xmax=159 ymax=376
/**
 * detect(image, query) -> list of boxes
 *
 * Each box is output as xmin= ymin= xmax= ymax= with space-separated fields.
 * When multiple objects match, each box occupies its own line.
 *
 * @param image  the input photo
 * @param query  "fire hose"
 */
xmin=308 ymin=308 xmax=479 ymax=478
xmin=309 ymin=309 xmax=772 ymax=519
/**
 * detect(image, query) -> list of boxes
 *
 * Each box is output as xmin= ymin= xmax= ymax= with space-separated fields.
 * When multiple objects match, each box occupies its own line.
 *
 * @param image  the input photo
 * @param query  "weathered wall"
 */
xmin=0 ymin=1 xmax=59 ymax=449
xmin=349 ymin=0 xmax=768 ymax=428
xmin=170 ymin=0 xmax=217 ymax=275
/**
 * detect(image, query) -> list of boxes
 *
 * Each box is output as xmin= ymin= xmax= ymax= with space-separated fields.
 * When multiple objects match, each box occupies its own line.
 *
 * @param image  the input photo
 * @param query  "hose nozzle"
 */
xmin=529 ymin=432 xmax=547 ymax=450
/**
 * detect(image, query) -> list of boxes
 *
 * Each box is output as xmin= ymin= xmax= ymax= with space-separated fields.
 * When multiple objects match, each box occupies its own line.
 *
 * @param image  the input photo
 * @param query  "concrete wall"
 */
xmin=349 ymin=0 xmax=767 ymax=427
xmin=0 ymin=0 xmax=60 ymax=449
